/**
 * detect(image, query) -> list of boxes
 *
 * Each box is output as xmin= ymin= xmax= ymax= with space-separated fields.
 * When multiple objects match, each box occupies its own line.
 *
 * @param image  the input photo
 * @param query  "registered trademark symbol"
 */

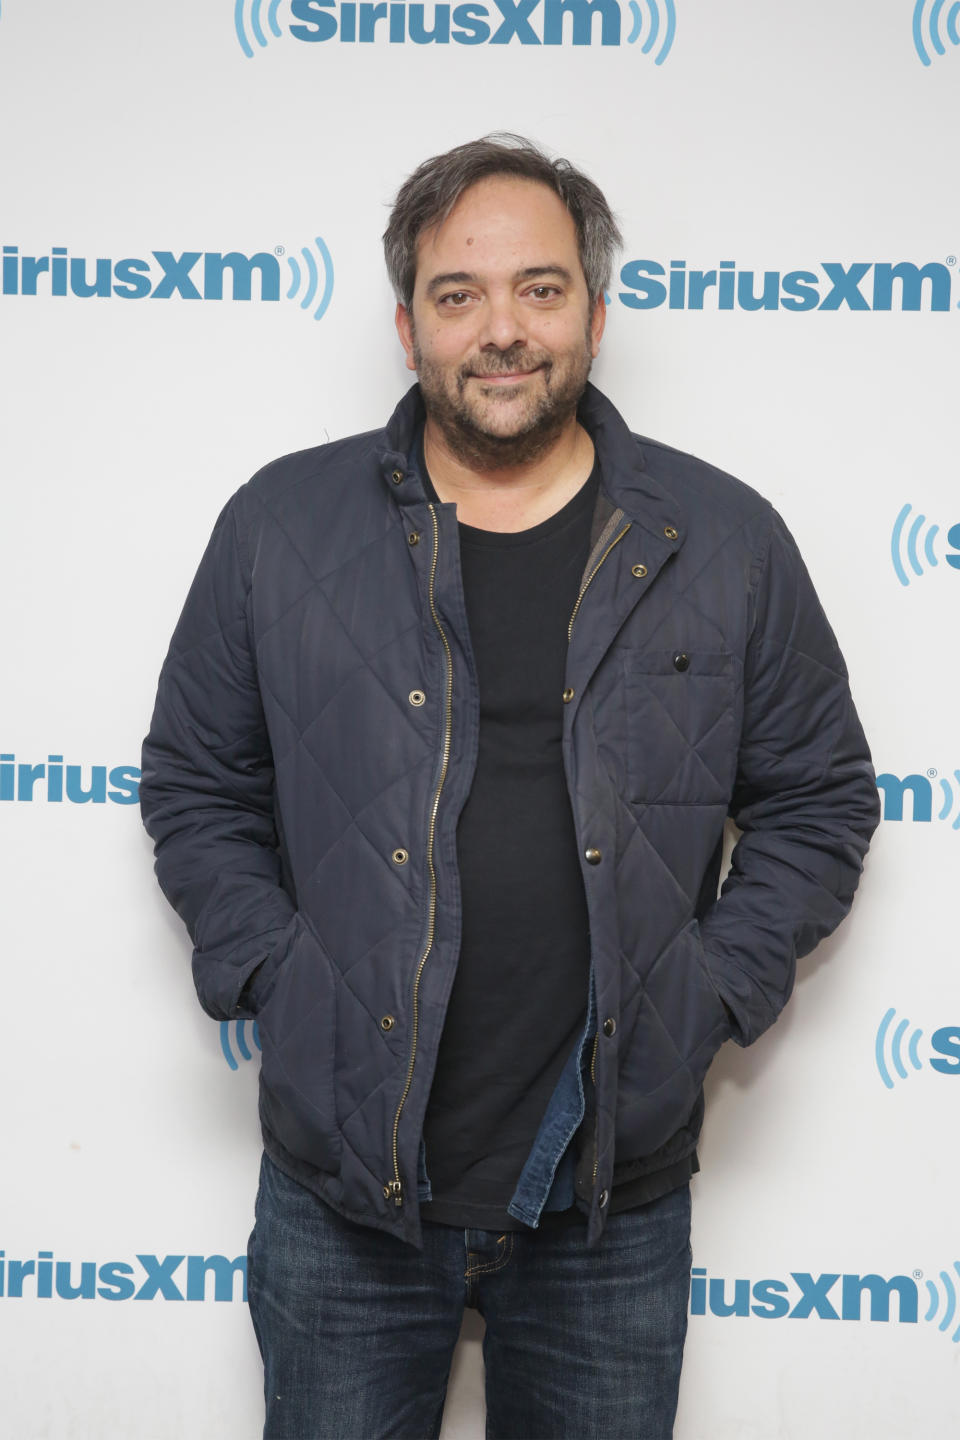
xmin=947 ymin=255 xmax=957 ymax=266
xmin=927 ymin=767 xmax=938 ymax=778
xmin=914 ymin=1268 xmax=923 ymax=1279
xmin=274 ymin=246 xmax=285 ymax=256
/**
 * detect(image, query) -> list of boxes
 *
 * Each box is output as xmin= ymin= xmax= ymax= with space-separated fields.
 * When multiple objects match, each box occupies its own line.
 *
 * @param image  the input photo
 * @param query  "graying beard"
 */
xmin=430 ymin=393 xmax=576 ymax=472
xmin=414 ymin=337 xmax=592 ymax=472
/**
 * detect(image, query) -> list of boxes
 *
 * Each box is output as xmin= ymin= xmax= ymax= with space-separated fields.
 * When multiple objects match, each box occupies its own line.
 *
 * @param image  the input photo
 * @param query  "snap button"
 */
xmin=631 ymin=564 xmax=647 ymax=578
xmin=599 ymin=1189 xmax=609 ymax=1208
xmin=391 ymin=848 xmax=409 ymax=865
xmin=408 ymin=531 xmax=420 ymax=546
xmin=602 ymin=1017 xmax=616 ymax=1037
xmin=562 ymin=687 xmax=575 ymax=703
xmin=584 ymin=847 xmax=602 ymax=865
xmin=664 ymin=525 xmax=679 ymax=541
xmin=391 ymin=470 xmax=404 ymax=485
xmin=408 ymin=689 xmax=426 ymax=706
xmin=673 ymin=652 xmax=690 ymax=672
xmin=380 ymin=1014 xmax=395 ymax=1031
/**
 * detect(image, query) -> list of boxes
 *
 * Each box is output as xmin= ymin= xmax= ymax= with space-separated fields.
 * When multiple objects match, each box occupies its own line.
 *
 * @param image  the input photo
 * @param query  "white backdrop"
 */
xmin=1 ymin=2 xmax=957 ymax=1435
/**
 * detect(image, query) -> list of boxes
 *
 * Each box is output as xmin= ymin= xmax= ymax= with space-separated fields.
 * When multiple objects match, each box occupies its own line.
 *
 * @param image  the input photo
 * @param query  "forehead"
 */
xmin=414 ymin=177 xmax=582 ymax=289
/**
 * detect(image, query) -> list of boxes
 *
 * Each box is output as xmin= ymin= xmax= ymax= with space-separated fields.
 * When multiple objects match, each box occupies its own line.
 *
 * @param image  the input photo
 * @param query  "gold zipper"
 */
xmin=567 ymin=524 xmax=631 ymax=642
xmin=385 ymin=504 xmax=454 ymax=1208
xmin=589 ymin=1034 xmax=600 ymax=1185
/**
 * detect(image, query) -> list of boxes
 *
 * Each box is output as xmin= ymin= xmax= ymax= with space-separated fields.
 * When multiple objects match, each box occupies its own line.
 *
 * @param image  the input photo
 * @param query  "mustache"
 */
xmin=462 ymin=347 xmax=551 ymax=379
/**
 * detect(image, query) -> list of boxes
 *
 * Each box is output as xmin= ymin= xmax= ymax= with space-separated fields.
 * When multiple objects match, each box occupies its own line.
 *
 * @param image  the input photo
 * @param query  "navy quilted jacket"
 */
xmin=141 ymin=383 xmax=879 ymax=1250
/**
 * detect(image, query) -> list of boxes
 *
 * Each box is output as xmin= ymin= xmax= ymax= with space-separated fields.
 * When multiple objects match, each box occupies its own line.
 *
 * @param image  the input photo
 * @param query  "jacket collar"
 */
xmin=574 ymin=384 xmax=686 ymax=545
xmin=378 ymin=381 xmax=685 ymax=546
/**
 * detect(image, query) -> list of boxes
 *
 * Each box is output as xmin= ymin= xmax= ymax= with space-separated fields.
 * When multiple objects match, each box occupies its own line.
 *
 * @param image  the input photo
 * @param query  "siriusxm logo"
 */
xmin=691 ymin=1264 xmax=960 ymax=1342
xmin=234 ymin=0 xmax=676 ymax=55
xmin=617 ymin=258 xmax=957 ymax=312
xmin=876 ymin=769 xmax=960 ymax=827
xmin=221 ymin=1019 xmax=261 ymax=1070
xmin=891 ymin=503 xmax=960 ymax=585
xmin=875 ymin=1007 xmax=960 ymax=1089
xmin=913 ymin=0 xmax=960 ymax=64
xmin=0 ymin=1249 xmax=246 ymax=1303
xmin=0 ymin=754 xmax=139 ymax=805
xmin=1 ymin=237 xmax=333 ymax=321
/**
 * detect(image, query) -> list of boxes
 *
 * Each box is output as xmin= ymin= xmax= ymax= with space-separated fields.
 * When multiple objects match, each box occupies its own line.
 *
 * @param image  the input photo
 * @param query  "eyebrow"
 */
xmin=424 ymin=265 xmax=576 ymax=298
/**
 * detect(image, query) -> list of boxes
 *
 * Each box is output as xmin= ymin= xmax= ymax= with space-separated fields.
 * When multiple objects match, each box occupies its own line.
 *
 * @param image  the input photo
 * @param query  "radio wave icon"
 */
xmin=891 ymin=503 xmax=941 ymax=586
xmin=924 ymin=1263 xmax=960 ymax=1342
xmin=875 ymin=1008 xmax=925 ymax=1089
xmin=286 ymin=237 xmax=334 ymax=322
xmin=235 ymin=0 xmax=284 ymax=57
xmin=625 ymin=0 xmax=676 ymax=62
xmin=220 ymin=1019 xmax=261 ymax=1070
xmin=938 ymin=771 xmax=960 ymax=829
xmin=913 ymin=0 xmax=960 ymax=64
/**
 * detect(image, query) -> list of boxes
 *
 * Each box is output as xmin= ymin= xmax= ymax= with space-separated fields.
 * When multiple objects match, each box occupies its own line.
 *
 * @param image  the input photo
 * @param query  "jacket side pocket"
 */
xmin=256 ymin=917 xmax=341 ymax=1174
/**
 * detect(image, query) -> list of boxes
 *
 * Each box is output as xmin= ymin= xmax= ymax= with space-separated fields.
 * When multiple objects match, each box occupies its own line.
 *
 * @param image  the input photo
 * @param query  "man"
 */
xmin=141 ymin=135 xmax=879 ymax=1439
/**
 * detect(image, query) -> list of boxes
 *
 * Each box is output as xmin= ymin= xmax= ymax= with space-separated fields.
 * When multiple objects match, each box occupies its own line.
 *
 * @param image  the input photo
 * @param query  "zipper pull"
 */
xmin=383 ymin=1179 xmax=404 ymax=1207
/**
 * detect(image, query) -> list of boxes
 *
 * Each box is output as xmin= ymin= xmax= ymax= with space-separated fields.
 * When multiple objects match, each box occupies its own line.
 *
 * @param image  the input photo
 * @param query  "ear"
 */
xmin=395 ymin=303 xmax=417 ymax=373
xmin=589 ymin=293 xmax=606 ymax=358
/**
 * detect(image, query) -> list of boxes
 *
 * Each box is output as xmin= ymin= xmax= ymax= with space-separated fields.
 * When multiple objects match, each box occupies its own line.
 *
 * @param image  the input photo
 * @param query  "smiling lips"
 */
xmin=469 ymin=366 xmax=544 ymax=384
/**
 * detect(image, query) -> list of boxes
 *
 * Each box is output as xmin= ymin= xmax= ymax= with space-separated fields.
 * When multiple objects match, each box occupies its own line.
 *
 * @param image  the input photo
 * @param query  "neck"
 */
xmin=422 ymin=415 xmax=595 ymax=533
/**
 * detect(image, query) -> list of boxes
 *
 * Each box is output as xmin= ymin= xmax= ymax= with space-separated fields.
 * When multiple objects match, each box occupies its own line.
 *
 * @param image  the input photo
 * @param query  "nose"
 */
xmin=479 ymin=288 xmax=528 ymax=353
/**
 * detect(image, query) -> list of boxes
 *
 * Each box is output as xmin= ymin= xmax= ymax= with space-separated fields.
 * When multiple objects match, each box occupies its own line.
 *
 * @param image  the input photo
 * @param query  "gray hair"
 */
xmin=383 ymin=133 xmax=622 ymax=309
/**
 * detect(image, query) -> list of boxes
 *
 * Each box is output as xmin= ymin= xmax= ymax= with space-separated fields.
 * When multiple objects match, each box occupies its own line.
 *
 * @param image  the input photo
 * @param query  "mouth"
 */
xmin=468 ymin=367 xmax=543 ymax=385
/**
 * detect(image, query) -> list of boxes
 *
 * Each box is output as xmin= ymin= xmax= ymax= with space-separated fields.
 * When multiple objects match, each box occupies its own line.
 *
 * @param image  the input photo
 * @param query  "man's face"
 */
xmin=396 ymin=176 xmax=605 ymax=469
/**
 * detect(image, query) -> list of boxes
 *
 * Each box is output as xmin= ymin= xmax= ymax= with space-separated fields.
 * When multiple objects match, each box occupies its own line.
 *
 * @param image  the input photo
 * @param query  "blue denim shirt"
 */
xmin=416 ymin=964 xmax=598 ymax=1228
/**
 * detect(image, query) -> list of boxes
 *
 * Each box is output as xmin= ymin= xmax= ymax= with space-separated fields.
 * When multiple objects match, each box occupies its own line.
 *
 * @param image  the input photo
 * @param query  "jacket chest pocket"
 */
xmin=621 ymin=649 xmax=740 ymax=805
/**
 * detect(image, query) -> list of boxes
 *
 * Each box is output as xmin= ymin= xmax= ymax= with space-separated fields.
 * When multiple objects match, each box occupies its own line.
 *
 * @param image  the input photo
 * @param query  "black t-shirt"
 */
xmin=418 ymin=453 xmax=598 ymax=1231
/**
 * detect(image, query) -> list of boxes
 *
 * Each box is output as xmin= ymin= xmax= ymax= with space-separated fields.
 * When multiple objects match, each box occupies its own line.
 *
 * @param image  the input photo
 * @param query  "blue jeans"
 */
xmin=247 ymin=1153 xmax=691 ymax=1440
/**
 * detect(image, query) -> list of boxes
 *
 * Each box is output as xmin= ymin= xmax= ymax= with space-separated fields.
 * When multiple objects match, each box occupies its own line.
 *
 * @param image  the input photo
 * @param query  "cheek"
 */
xmin=422 ymin=331 xmax=471 ymax=370
xmin=533 ymin=316 xmax=583 ymax=349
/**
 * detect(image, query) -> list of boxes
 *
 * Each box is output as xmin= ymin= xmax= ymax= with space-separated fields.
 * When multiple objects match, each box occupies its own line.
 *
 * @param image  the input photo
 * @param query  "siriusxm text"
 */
xmin=0 ymin=754 xmax=140 ymax=805
xmin=619 ymin=260 xmax=954 ymax=312
xmin=1 ymin=247 xmax=282 ymax=302
xmin=928 ymin=1029 xmax=960 ymax=1072
xmin=691 ymin=1268 xmax=919 ymax=1323
xmin=289 ymin=0 xmax=623 ymax=44
xmin=0 ymin=1250 xmax=245 ymax=1303
xmin=876 ymin=772 xmax=958 ymax=823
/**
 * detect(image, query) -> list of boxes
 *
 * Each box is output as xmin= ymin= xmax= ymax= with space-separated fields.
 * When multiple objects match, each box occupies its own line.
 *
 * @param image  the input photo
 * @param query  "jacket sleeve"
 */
xmin=697 ymin=508 xmax=880 ymax=1047
xmin=140 ymin=492 xmax=295 ymax=1021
